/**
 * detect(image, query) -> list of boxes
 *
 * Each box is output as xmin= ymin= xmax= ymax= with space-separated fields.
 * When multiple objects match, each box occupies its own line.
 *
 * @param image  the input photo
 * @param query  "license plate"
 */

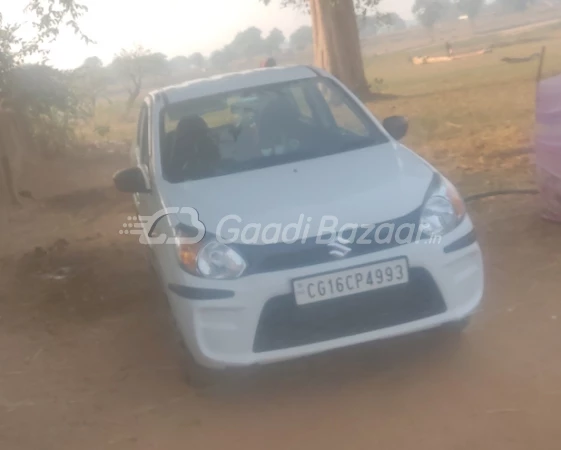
xmin=293 ymin=257 xmax=409 ymax=306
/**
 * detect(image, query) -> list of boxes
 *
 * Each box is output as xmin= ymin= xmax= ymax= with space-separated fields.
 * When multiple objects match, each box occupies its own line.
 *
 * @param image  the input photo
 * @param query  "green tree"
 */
xmin=1 ymin=1 xmax=91 ymax=206
xmin=229 ymin=27 xmax=265 ymax=58
xmin=1 ymin=1 xmax=91 ymax=100
xmin=209 ymin=47 xmax=235 ymax=71
xmin=8 ymin=64 xmax=89 ymax=154
xmin=262 ymin=0 xmax=383 ymax=96
xmin=82 ymin=56 xmax=103 ymax=70
xmin=169 ymin=55 xmax=190 ymax=74
xmin=386 ymin=12 xmax=407 ymax=31
xmin=289 ymin=26 xmax=313 ymax=50
xmin=264 ymin=28 xmax=285 ymax=54
xmin=187 ymin=52 xmax=205 ymax=69
xmin=413 ymin=0 xmax=447 ymax=38
xmin=1 ymin=1 xmax=90 ymax=158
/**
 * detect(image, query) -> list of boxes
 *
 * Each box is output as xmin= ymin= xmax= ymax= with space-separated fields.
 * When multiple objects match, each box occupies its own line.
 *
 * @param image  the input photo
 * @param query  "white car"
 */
xmin=114 ymin=65 xmax=484 ymax=383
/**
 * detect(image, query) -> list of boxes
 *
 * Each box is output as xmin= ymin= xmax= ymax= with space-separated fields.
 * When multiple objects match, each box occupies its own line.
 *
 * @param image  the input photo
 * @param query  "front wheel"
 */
xmin=445 ymin=316 xmax=472 ymax=334
xmin=178 ymin=341 xmax=228 ymax=388
xmin=166 ymin=306 xmax=241 ymax=388
xmin=166 ymin=311 xmax=224 ymax=388
xmin=432 ymin=316 xmax=472 ymax=349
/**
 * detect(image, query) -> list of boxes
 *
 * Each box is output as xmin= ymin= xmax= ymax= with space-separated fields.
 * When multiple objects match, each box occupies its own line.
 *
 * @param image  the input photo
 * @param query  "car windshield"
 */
xmin=160 ymin=77 xmax=389 ymax=182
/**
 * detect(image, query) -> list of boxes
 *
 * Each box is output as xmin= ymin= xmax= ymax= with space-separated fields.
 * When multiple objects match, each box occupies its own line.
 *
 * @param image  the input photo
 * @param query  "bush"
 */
xmin=4 ymin=64 xmax=90 ymax=155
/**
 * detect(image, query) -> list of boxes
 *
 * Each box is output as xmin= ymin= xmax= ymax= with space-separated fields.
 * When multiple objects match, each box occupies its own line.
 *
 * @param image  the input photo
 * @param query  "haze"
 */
xmin=3 ymin=0 xmax=414 ymax=69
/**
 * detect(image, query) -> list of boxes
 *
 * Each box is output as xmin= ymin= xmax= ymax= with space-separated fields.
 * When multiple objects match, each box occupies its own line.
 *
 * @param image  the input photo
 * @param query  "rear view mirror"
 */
xmin=113 ymin=167 xmax=150 ymax=193
xmin=383 ymin=116 xmax=409 ymax=141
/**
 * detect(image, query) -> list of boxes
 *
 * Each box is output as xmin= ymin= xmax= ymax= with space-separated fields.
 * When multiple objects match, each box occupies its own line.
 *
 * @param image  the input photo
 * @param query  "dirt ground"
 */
xmin=1 ymin=153 xmax=561 ymax=450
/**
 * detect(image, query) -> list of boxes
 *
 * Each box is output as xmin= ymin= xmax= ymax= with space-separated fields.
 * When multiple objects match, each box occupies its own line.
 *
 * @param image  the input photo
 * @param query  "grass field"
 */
xmin=82 ymin=19 xmax=561 ymax=199
xmin=365 ymin=22 xmax=561 ymax=196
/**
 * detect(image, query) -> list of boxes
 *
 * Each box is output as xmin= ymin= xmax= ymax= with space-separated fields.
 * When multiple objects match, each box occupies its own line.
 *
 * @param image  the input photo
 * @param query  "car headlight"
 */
xmin=420 ymin=176 xmax=466 ymax=237
xmin=196 ymin=241 xmax=247 ymax=279
xmin=175 ymin=228 xmax=247 ymax=279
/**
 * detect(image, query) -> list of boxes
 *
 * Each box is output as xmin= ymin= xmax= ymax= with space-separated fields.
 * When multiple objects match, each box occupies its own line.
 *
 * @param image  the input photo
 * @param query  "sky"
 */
xmin=3 ymin=0 xmax=415 ymax=69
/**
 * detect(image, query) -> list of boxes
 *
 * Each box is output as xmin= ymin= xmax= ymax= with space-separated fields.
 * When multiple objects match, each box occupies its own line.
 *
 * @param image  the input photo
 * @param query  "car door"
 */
xmin=134 ymin=100 xmax=179 ymax=281
xmin=133 ymin=101 xmax=165 ymax=252
xmin=132 ymin=103 xmax=151 ymax=212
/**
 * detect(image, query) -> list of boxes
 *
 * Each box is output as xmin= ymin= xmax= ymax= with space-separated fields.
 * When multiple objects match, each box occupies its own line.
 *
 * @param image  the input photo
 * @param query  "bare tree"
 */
xmin=111 ymin=46 xmax=168 ymax=115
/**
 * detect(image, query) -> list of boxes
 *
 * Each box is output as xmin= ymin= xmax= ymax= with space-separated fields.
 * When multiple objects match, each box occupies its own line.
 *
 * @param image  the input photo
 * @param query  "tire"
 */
xmin=446 ymin=316 xmax=472 ymax=333
xmin=433 ymin=316 xmax=472 ymax=348
xmin=420 ymin=316 xmax=472 ymax=358
xmin=177 ymin=339 xmax=227 ymax=388
xmin=144 ymin=246 xmax=158 ymax=274
xmin=176 ymin=331 xmax=256 ymax=389
xmin=166 ymin=306 xmax=230 ymax=388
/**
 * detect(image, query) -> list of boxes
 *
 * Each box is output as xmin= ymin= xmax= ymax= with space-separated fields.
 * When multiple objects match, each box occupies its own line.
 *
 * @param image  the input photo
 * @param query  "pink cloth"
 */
xmin=535 ymin=74 xmax=561 ymax=222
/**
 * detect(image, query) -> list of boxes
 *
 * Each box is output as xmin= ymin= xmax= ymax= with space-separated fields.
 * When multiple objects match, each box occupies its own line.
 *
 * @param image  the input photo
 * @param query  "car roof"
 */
xmin=150 ymin=65 xmax=321 ymax=105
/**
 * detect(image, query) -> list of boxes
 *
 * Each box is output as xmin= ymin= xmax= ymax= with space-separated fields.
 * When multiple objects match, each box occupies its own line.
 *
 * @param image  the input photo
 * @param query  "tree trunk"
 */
xmin=0 ymin=128 xmax=20 ymax=206
xmin=310 ymin=0 xmax=369 ymax=96
xmin=125 ymin=76 xmax=142 ymax=116
xmin=0 ymin=155 xmax=19 ymax=206
xmin=0 ymin=108 xmax=25 ymax=206
xmin=125 ymin=87 xmax=140 ymax=116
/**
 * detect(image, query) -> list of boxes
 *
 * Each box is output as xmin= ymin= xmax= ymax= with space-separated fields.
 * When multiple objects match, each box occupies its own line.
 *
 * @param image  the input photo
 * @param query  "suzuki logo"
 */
xmin=328 ymin=241 xmax=352 ymax=258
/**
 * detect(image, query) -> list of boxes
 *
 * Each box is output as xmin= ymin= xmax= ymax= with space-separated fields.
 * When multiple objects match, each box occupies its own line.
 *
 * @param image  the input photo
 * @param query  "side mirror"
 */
xmin=383 ymin=116 xmax=409 ymax=141
xmin=113 ymin=167 xmax=150 ymax=193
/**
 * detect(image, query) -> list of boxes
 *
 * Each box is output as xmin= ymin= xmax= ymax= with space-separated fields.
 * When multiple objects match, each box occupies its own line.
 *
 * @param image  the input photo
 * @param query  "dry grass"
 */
xmin=365 ymin=23 xmax=561 ymax=196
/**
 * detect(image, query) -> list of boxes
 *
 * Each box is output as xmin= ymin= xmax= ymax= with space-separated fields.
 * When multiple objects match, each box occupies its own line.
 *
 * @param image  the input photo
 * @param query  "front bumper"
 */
xmin=164 ymin=218 xmax=484 ymax=369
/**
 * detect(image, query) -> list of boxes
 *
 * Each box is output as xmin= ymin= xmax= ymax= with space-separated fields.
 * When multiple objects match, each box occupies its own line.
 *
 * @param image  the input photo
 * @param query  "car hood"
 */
xmin=160 ymin=142 xmax=435 ymax=243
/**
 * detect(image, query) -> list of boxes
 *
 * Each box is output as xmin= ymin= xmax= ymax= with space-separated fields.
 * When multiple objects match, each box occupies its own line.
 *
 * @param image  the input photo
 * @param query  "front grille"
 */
xmin=234 ymin=207 xmax=422 ymax=276
xmin=253 ymin=268 xmax=446 ymax=353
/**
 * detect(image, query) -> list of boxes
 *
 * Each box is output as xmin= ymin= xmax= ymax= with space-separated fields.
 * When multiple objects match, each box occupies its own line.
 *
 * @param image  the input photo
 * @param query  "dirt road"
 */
xmin=1 ymin=154 xmax=560 ymax=450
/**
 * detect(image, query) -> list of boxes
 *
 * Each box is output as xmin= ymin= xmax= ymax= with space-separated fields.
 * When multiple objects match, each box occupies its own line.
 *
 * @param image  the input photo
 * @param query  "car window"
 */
xmin=288 ymin=85 xmax=313 ymax=120
xmin=318 ymin=84 xmax=369 ymax=137
xmin=160 ymin=77 xmax=388 ymax=183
